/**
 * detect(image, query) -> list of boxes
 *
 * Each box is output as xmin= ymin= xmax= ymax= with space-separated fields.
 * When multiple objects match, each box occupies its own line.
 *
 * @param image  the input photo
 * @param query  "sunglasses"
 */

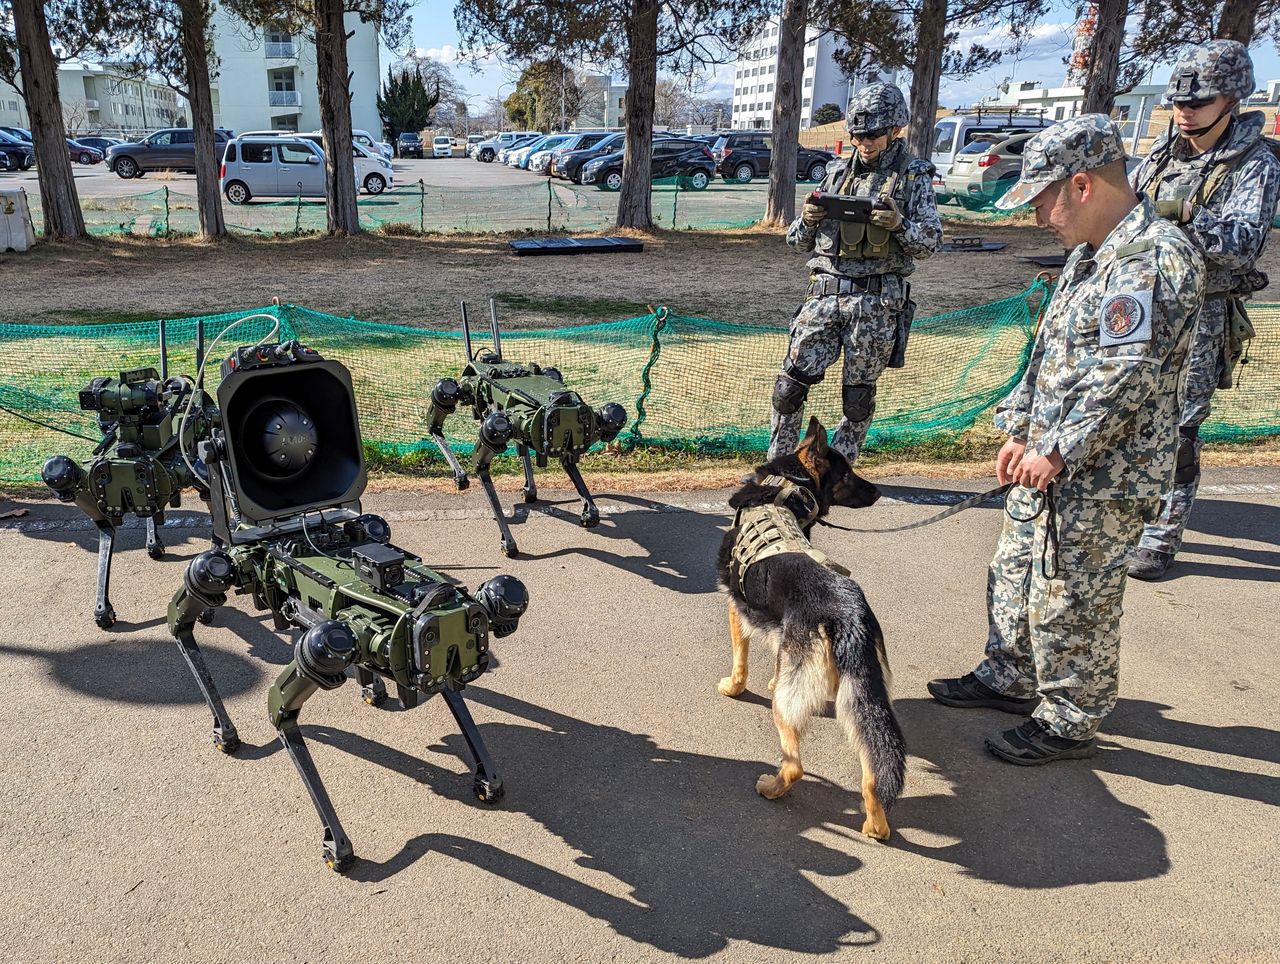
xmin=1172 ymin=96 xmax=1216 ymax=110
xmin=850 ymin=128 xmax=892 ymax=142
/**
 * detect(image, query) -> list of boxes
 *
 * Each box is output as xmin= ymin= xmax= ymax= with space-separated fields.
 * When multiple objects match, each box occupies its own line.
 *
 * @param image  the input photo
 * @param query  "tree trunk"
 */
xmin=12 ymin=0 xmax=86 ymax=240
xmin=1216 ymin=0 xmax=1258 ymax=43
xmin=906 ymin=0 xmax=946 ymax=161
xmin=178 ymin=0 xmax=225 ymax=239
xmin=764 ymin=0 xmax=808 ymax=227
xmin=1081 ymin=0 xmax=1127 ymax=115
xmin=616 ymin=0 xmax=658 ymax=230
xmin=313 ymin=0 xmax=360 ymax=234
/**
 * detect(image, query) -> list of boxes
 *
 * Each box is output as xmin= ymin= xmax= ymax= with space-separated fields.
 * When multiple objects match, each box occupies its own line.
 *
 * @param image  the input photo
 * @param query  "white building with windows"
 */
xmin=208 ymin=9 xmax=383 ymax=137
xmin=577 ymin=73 xmax=628 ymax=129
xmin=730 ymin=21 xmax=852 ymax=130
xmin=0 ymin=62 xmax=186 ymax=136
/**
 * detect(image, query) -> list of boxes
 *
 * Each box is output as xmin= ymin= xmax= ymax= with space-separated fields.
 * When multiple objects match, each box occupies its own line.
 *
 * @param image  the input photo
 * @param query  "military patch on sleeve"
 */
xmin=1100 ymin=290 xmax=1153 ymax=347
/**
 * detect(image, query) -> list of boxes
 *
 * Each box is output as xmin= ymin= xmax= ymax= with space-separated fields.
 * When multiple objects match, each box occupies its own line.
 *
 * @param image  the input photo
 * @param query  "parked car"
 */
xmin=107 ymin=127 xmax=234 ymax=178
xmin=543 ymin=130 xmax=611 ymax=177
xmin=306 ymin=128 xmax=392 ymax=160
xmin=432 ymin=135 xmax=453 ymax=158
xmin=220 ymin=135 xmax=330 ymax=203
xmin=942 ymin=130 xmax=1036 ymax=209
xmin=72 ymin=135 xmax=126 ymax=154
xmin=710 ymin=131 xmax=834 ymax=183
xmin=509 ymin=134 xmax=560 ymax=168
xmin=67 ymin=138 xmax=103 ymax=165
xmin=525 ymin=134 xmax=576 ymax=173
xmin=581 ymin=137 xmax=716 ymax=192
xmin=466 ymin=133 xmax=485 ymax=155
xmin=474 ymin=131 xmax=537 ymax=162
xmin=292 ymin=133 xmax=395 ymax=194
xmin=930 ymin=113 xmax=1050 ymax=195
xmin=552 ymin=131 xmax=670 ymax=183
xmin=0 ymin=126 xmax=32 ymax=144
xmin=396 ymin=132 xmax=424 ymax=158
xmin=0 ymin=129 xmax=34 ymax=170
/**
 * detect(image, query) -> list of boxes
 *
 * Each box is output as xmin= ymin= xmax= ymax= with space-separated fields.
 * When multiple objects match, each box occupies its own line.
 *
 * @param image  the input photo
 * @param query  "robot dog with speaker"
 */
xmin=166 ymin=338 xmax=529 ymax=872
xmin=425 ymin=298 xmax=628 ymax=557
xmin=42 ymin=359 xmax=219 ymax=628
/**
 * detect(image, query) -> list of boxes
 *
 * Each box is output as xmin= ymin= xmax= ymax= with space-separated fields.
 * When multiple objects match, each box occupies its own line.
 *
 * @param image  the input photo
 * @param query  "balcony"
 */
xmin=269 ymin=90 xmax=302 ymax=107
xmin=265 ymin=41 xmax=299 ymax=59
xmin=83 ymin=99 xmax=100 ymax=110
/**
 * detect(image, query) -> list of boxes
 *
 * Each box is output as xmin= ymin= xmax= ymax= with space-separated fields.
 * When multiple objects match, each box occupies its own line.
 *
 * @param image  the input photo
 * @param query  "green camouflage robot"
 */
xmin=425 ymin=298 xmax=628 ymax=556
xmin=42 ymin=363 xmax=219 ymax=628
xmin=167 ymin=337 xmax=528 ymax=872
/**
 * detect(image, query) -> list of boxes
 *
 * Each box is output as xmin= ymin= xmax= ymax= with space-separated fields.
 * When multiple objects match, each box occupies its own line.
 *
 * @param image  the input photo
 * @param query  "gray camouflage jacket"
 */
xmin=1130 ymin=111 xmax=1280 ymax=297
xmin=785 ymin=139 xmax=942 ymax=279
xmin=995 ymin=197 xmax=1207 ymax=500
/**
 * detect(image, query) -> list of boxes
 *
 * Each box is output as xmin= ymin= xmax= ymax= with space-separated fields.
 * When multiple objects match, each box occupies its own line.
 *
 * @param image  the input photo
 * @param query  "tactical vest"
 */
xmin=729 ymin=476 xmax=849 ymax=590
xmin=1139 ymin=122 xmax=1277 ymax=211
xmin=821 ymin=148 xmax=914 ymax=260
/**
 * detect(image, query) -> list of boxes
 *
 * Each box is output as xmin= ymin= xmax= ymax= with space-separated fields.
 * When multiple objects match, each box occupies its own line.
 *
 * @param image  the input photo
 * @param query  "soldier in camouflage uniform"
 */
xmin=769 ymin=83 xmax=942 ymax=466
xmin=927 ymin=115 xmax=1206 ymax=764
xmin=1127 ymin=40 xmax=1280 ymax=580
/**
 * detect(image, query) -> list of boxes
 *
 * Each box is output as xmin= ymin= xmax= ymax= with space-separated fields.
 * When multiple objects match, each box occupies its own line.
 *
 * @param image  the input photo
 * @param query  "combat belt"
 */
xmin=730 ymin=474 xmax=849 ymax=590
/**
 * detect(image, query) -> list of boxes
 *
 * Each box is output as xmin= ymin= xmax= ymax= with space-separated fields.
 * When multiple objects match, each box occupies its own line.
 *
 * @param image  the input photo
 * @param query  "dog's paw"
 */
xmin=861 ymin=815 xmax=891 ymax=841
xmin=718 ymin=676 xmax=746 ymax=698
xmin=756 ymin=773 xmax=794 ymax=800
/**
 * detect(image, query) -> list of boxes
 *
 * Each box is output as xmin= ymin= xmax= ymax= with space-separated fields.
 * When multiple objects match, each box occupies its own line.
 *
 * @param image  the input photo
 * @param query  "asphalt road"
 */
xmin=1 ymin=467 xmax=1277 ymax=962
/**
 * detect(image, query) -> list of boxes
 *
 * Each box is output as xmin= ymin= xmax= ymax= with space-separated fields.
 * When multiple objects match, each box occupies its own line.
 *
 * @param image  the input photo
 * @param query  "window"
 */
xmin=148 ymin=130 xmax=171 ymax=145
xmin=802 ymin=98 xmax=811 ymax=107
xmin=266 ymin=29 xmax=293 ymax=43
xmin=760 ymin=135 xmax=773 ymax=150
xmin=269 ymin=69 xmax=296 ymax=92
xmin=277 ymin=142 xmax=314 ymax=164
xmin=932 ymin=121 xmax=956 ymax=155
xmin=804 ymin=77 xmax=813 ymax=87
xmin=241 ymin=142 xmax=273 ymax=163
xmin=766 ymin=83 xmax=773 ymax=92
xmin=172 ymin=130 xmax=194 ymax=144
xmin=1054 ymin=105 xmax=1066 ymax=120
xmin=767 ymin=63 xmax=775 ymax=73
xmin=806 ymin=57 xmax=815 ymax=67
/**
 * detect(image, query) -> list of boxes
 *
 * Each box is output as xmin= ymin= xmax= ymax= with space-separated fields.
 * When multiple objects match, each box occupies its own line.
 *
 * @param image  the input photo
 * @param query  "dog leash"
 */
xmin=821 ymin=481 xmax=1062 ymax=577
xmin=820 ymin=482 xmax=1013 ymax=534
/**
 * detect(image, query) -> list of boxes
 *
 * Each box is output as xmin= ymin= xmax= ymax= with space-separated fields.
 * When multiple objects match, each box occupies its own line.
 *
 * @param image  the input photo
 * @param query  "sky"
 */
xmin=405 ymin=0 xmax=1280 ymax=110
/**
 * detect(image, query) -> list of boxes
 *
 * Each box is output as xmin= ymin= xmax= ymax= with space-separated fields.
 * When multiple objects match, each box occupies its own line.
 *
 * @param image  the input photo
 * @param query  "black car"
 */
xmin=711 ymin=131 xmax=835 ymax=183
xmin=544 ymin=130 xmax=612 ymax=177
xmin=74 ymin=135 xmax=127 ymax=154
xmin=581 ymin=137 xmax=716 ymax=191
xmin=554 ymin=130 xmax=676 ymax=183
xmin=0 ymin=129 xmax=34 ymax=171
xmin=396 ymin=132 xmax=423 ymax=158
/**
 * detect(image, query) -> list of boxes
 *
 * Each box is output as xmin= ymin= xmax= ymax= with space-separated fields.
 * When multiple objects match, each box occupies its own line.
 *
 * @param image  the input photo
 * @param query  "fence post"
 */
xmin=162 ymin=185 xmax=170 ymax=236
xmin=418 ymin=178 xmax=425 ymax=233
xmin=628 ymin=306 xmax=670 ymax=447
xmin=294 ymin=189 xmax=303 ymax=235
xmin=546 ymin=178 xmax=553 ymax=232
xmin=671 ymin=180 xmax=679 ymax=228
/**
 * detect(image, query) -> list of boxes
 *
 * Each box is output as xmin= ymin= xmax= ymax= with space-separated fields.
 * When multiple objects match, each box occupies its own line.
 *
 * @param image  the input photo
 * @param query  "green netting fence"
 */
xmin=3 ymin=282 xmax=1279 ymax=484
xmin=22 ymin=178 xmax=822 ymax=238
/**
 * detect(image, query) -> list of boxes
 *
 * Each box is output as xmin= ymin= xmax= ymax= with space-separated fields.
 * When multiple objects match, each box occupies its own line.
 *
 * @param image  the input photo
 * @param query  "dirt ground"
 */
xmin=2 ymin=218 xmax=1089 ymax=328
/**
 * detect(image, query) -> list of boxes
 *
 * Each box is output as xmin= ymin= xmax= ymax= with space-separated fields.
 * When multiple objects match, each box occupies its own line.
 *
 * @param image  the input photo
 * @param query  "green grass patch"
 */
xmin=494 ymin=292 xmax=652 ymax=321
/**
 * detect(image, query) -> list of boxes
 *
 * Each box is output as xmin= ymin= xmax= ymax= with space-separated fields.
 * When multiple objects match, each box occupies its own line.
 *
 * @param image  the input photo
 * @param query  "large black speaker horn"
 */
xmin=217 ymin=359 xmax=366 ymax=526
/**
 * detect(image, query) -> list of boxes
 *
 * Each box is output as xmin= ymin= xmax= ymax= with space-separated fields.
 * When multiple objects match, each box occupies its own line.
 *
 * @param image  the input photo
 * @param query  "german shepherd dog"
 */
xmin=716 ymin=418 xmax=905 ymax=840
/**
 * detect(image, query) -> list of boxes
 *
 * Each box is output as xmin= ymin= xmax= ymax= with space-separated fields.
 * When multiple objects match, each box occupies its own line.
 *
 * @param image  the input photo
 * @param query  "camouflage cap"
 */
xmin=994 ymin=114 xmax=1127 ymax=210
xmin=847 ymin=83 xmax=910 ymax=133
xmin=1165 ymin=39 xmax=1254 ymax=103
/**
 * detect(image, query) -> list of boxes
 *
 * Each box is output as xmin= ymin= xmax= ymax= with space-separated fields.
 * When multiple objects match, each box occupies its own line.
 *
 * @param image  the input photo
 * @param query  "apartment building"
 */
xmin=577 ymin=73 xmax=628 ymax=129
xmin=0 ymin=61 xmax=186 ymax=136
xmin=730 ymin=21 xmax=851 ymax=130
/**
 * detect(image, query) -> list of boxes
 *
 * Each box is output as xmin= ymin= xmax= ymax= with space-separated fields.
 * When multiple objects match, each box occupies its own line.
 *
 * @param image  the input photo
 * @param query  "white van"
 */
xmin=294 ymin=134 xmax=394 ymax=193
xmin=931 ymin=112 xmax=1051 ymax=198
xmin=432 ymin=135 xmax=453 ymax=158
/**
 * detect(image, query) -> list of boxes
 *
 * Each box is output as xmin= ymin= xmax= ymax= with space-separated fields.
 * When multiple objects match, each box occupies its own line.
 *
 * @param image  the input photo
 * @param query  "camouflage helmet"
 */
xmin=1165 ymin=40 xmax=1254 ymax=103
xmin=846 ymin=83 xmax=909 ymax=133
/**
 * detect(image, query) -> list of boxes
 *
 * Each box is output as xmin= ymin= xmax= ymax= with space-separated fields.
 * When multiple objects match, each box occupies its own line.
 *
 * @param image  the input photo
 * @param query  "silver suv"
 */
xmin=107 ymin=128 xmax=234 ymax=178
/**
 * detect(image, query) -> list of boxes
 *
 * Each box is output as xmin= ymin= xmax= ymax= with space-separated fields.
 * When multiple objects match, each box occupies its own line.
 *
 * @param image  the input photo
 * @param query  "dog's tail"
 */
xmin=833 ymin=609 xmax=906 ymax=810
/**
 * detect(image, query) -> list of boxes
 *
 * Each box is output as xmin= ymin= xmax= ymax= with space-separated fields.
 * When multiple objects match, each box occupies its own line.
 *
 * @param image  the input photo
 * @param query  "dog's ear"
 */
xmin=800 ymin=416 xmax=828 ymax=456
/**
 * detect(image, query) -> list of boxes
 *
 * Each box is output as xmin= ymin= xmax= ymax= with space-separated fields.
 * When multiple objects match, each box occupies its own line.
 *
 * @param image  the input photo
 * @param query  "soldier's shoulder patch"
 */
xmin=1100 ymin=290 xmax=1153 ymax=347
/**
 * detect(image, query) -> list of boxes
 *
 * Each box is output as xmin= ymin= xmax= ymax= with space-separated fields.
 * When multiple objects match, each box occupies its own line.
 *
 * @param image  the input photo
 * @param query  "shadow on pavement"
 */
xmin=312 ymin=689 xmax=880 ymax=956
xmin=516 ymin=494 xmax=727 ymax=595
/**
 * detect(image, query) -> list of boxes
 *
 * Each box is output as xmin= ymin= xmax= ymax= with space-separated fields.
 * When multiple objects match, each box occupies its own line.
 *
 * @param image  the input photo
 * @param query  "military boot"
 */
xmin=1128 ymin=547 xmax=1173 ymax=581
xmin=985 ymin=718 xmax=1096 ymax=766
xmin=927 ymin=673 xmax=1040 ymax=715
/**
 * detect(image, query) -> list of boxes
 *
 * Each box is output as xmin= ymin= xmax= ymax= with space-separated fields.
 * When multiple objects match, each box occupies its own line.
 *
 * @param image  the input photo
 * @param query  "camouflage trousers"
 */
xmin=974 ymin=486 xmax=1158 ymax=740
xmin=1139 ymin=297 xmax=1228 ymax=556
xmin=768 ymin=288 xmax=898 ymax=464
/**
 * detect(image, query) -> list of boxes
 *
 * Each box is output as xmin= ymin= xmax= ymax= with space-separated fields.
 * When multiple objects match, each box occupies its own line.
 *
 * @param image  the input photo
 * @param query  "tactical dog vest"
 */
xmin=729 ymin=475 xmax=849 ymax=590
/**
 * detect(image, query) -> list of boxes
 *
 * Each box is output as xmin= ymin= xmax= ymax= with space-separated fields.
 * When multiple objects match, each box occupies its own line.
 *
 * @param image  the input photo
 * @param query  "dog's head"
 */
xmin=733 ymin=418 xmax=881 ymax=520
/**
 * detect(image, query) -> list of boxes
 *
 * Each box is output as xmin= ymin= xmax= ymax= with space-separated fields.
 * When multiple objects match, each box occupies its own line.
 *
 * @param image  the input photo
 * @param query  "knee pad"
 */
xmin=1174 ymin=426 xmax=1200 ymax=485
xmin=772 ymin=373 xmax=809 ymax=415
xmin=842 ymin=383 xmax=877 ymax=423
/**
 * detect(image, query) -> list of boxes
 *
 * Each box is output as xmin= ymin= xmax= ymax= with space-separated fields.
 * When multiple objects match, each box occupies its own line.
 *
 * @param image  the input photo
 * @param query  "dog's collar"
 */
xmin=757 ymin=473 xmax=821 ymax=529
